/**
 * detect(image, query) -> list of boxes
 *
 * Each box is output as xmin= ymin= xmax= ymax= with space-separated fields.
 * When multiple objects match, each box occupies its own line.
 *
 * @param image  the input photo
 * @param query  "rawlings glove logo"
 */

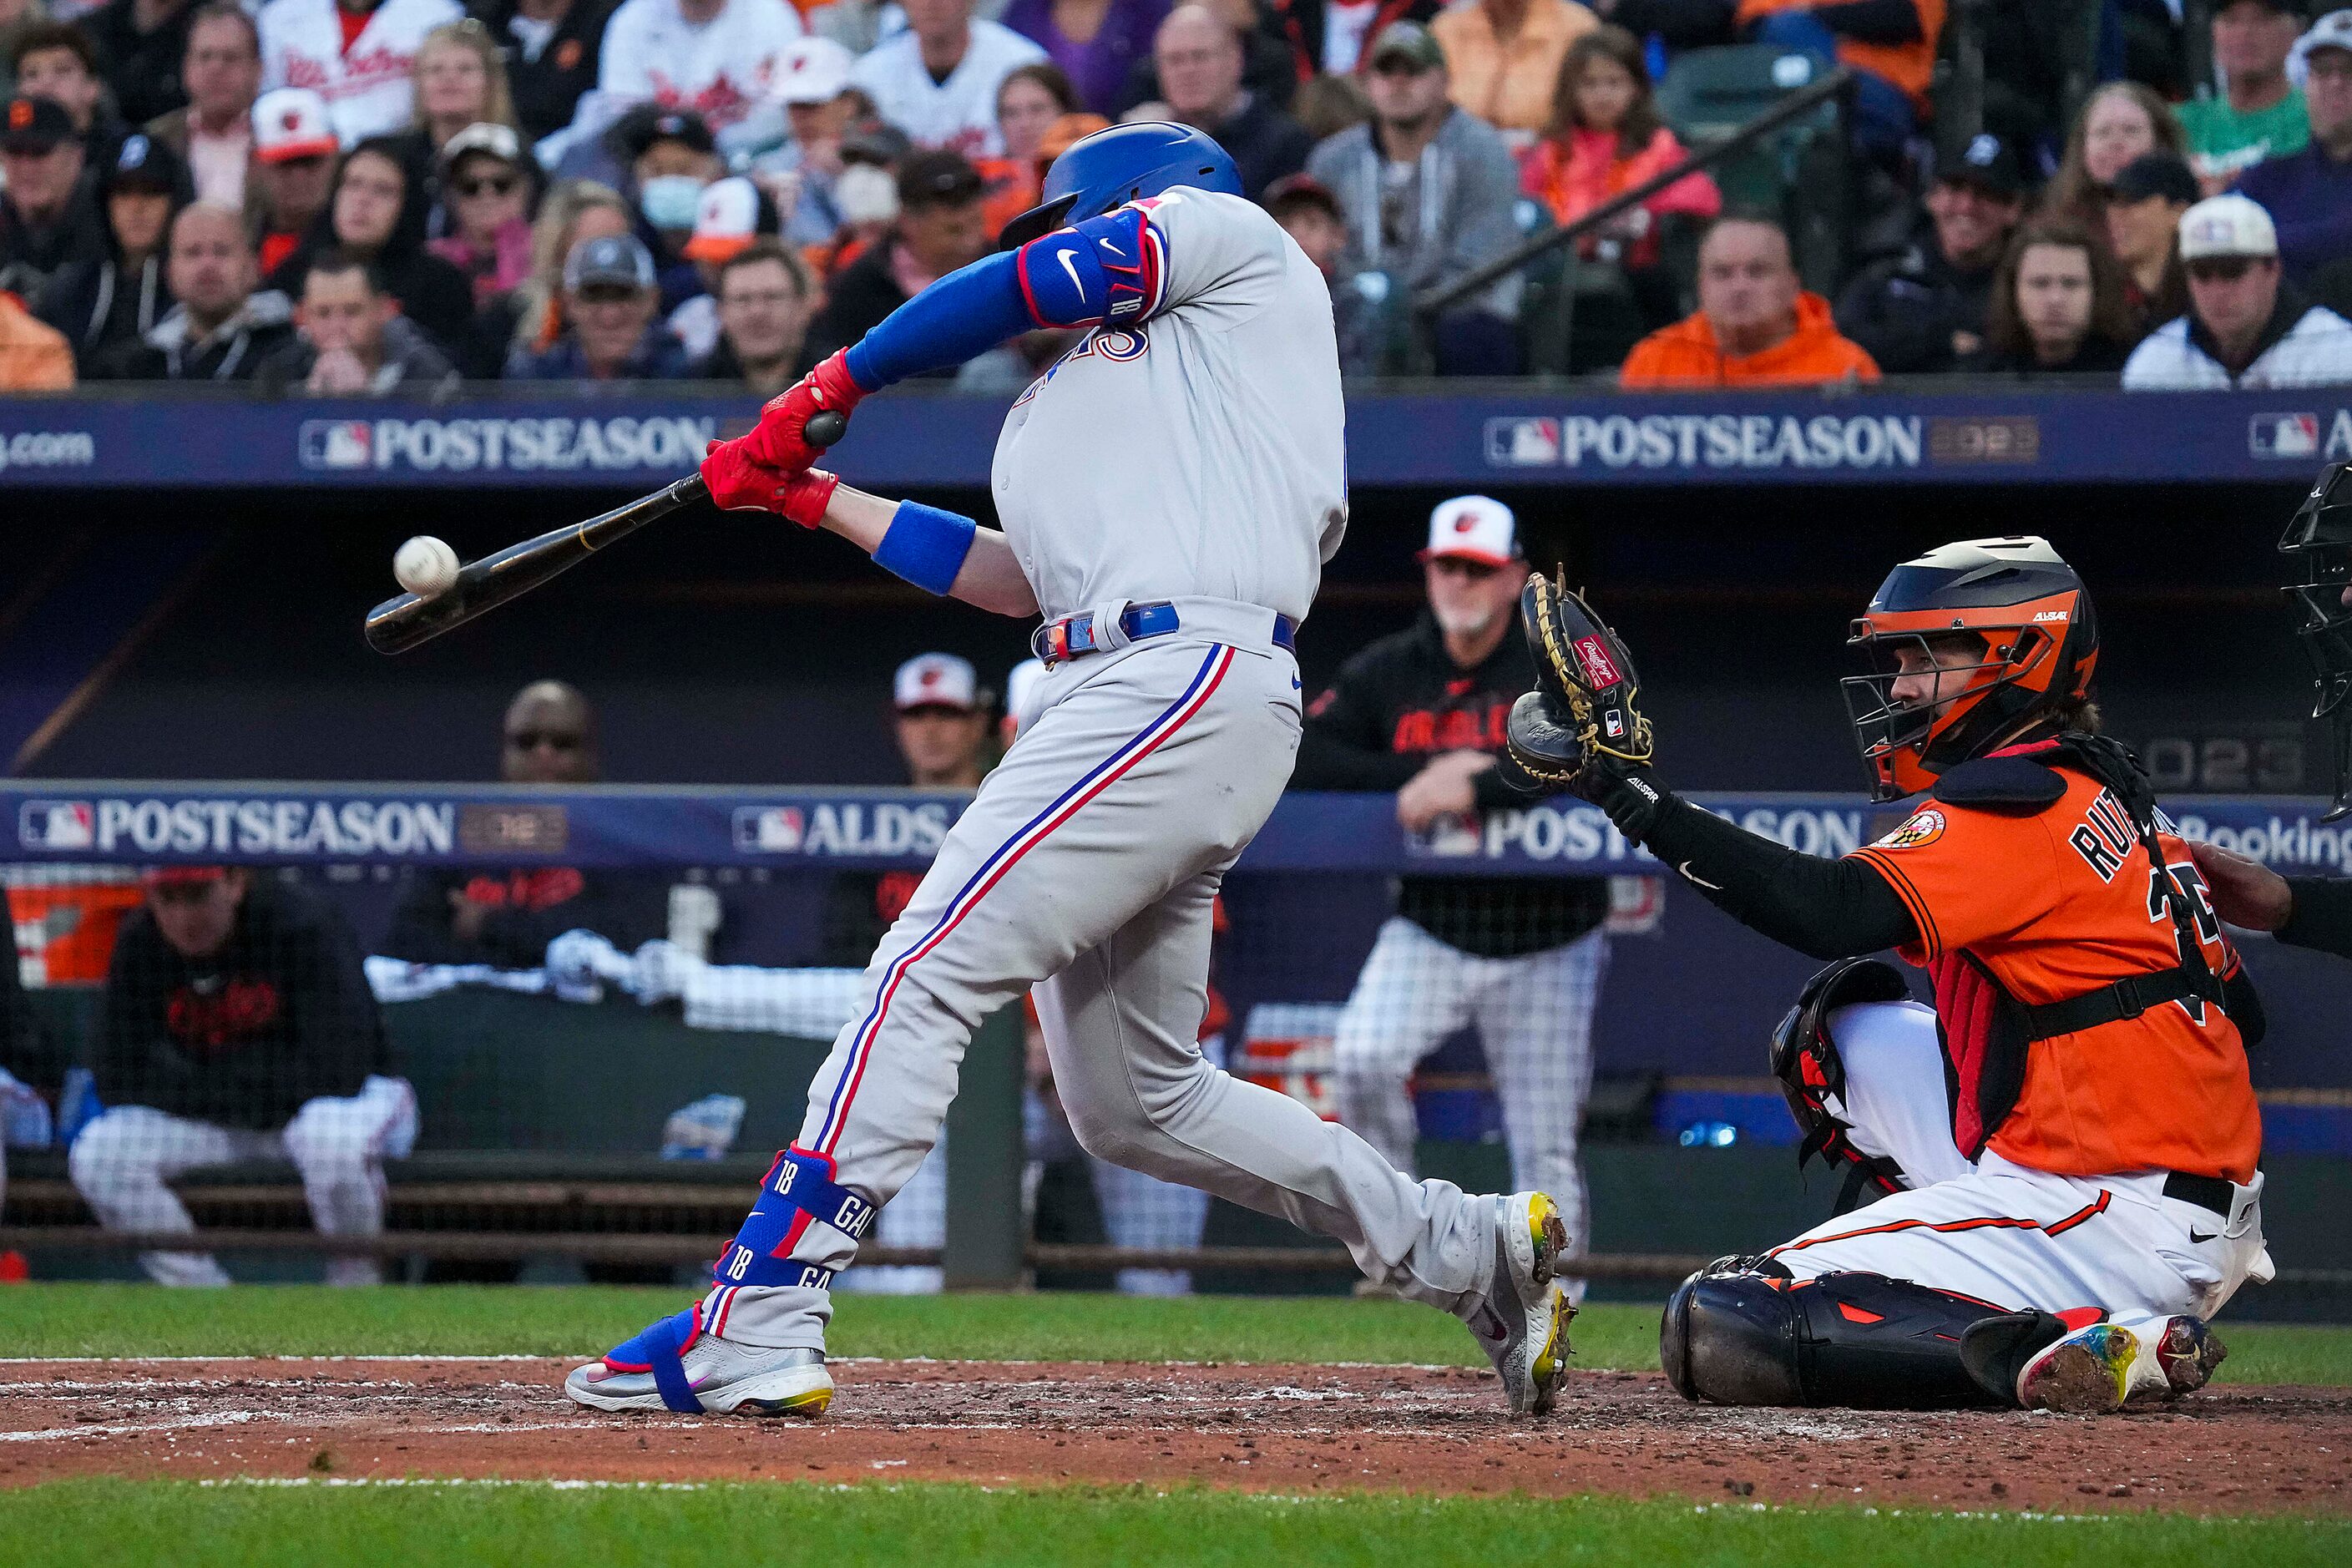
xmin=1574 ymin=635 xmax=1622 ymax=689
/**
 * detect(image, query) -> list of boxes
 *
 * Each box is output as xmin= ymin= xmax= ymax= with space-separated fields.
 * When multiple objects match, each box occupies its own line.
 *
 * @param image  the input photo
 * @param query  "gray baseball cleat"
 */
xmin=1461 ymin=1190 xmax=1574 ymax=1416
xmin=564 ymin=1307 xmax=833 ymax=1417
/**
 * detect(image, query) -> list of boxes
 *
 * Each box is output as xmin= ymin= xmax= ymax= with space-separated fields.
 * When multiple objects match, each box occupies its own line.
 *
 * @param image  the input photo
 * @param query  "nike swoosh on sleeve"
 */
xmin=1677 ymin=860 xmax=1723 ymax=891
xmin=1056 ymin=249 xmax=1084 ymax=296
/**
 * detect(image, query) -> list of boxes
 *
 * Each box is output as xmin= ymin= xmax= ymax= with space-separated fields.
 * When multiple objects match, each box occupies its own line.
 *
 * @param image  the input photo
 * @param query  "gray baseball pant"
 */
xmin=701 ymin=605 xmax=1503 ymax=1347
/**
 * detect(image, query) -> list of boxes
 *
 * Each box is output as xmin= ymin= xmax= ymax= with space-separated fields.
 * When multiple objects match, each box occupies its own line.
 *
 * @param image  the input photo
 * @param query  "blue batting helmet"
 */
xmin=997 ymin=122 xmax=1243 ymax=250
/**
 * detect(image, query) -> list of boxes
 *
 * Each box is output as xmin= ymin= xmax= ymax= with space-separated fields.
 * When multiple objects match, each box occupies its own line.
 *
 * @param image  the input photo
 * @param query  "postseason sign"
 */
xmin=8 ymin=784 xmax=2350 ymax=875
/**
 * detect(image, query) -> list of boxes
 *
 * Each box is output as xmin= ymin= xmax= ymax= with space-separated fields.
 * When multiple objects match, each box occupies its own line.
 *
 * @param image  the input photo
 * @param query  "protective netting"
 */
xmin=0 ymin=843 xmax=1667 ymax=1290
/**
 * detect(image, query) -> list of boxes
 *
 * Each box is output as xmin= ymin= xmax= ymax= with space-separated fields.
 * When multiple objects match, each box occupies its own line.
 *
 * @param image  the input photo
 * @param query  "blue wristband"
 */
xmin=871 ymin=502 xmax=977 ymax=596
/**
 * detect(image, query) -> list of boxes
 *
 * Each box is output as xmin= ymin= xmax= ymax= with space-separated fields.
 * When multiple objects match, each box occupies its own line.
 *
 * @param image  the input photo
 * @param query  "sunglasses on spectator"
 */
xmin=1369 ymin=58 xmax=1434 ymax=77
xmin=2187 ymin=257 xmax=2263 ymax=282
xmin=506 ymin=730 xmax=584 ymax=751
xmin=457 ymin=174 xmax=518 ymax=198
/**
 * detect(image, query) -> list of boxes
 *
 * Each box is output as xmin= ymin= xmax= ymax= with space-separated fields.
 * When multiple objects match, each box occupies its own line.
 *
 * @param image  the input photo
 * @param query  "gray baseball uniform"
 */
xmin=701 ymin=191 xmax=1516 ymax=1348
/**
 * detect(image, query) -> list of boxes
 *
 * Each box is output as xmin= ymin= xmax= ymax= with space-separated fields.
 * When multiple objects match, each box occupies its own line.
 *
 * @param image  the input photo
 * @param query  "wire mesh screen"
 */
xmin=1 ymin=833 xmax=1667 ymax=1291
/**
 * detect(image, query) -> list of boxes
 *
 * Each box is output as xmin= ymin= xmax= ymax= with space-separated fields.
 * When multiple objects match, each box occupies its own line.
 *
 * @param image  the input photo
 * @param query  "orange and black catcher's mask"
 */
xmin=1842 ymin=537 xmax=2100 ymax=802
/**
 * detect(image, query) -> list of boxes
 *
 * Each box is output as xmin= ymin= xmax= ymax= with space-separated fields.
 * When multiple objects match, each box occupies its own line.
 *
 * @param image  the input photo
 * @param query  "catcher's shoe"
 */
xmin=1462 ymin=1191 xmax=1574 ymax=1416
xmin=564 ymin=1307 xmax=832 ymax=1417
xmin=2014 ymin=1316 xmax=2227 ymax=1414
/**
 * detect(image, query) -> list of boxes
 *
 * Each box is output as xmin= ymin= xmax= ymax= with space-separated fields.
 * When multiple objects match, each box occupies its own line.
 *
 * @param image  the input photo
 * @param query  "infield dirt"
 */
xmin=1 ymin=1358 xmax=2344 ymax=1513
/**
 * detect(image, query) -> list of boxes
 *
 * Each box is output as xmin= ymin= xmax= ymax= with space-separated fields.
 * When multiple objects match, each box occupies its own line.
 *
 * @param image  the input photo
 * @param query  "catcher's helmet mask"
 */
xmin=1842 ymin=538 xmax=2100 ymax=802
xmin=997 ymin=121 xmax=1244 ymax=250
xmin=2279 ymin=463 xmax=2352 ymax=818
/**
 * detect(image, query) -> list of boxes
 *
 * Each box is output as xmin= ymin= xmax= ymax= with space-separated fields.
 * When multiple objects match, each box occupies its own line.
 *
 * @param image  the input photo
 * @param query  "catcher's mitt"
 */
xmin=1508 ymin=573 xmax=1656 ymax=790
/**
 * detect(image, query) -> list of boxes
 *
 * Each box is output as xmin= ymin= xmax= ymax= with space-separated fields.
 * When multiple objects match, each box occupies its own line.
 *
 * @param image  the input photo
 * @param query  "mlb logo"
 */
xmin=733 ymin=806 xmax=804 ymax=852
xmin=1485 ymin=417 xmax=1560 ymax=467
xmin=298 ymin=420 xmax=372 ymax=470
xmin=1604 ymin=711 xmax=1626 ymax=740
xmin=18 ymin=801 xmax=93 ymax=850
xmin=2251 ymin=413 xmax=2320 ymax=458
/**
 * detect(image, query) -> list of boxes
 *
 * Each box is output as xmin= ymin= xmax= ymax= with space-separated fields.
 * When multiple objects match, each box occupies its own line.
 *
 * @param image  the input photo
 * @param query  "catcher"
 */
xmin=1507 ymin=537 xmax=2274 ymax=1413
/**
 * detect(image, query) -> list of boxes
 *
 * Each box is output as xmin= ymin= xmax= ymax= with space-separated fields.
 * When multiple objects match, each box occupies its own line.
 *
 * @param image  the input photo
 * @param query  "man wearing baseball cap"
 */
xmin=0 ymin=96 xmax=107 ymax=298
xmin=2123 ymin=191 xmax=2352 ymax=387
xmin=249 ymin=87 xmax=339 ymax=277
xmin=2238 ymin=10 xmax=2352 ymax=284
xmin=69 ymin=865 xmax=417 ymax=1287
xmin=758 ymin=35 xmax=857 ymax=245
xmin=1296 ymin=498 xmax=1614 ymax=1291
xmin=35 ymin=133 xmax=189 ymax=367
xmin=1304 ymin=20 xmax=1522 ymax=374
xmin=506 ymin=231 xmax=694 ymax=378
xmin=819 ymin=651 xmax=997 ymax=965
xmin=1836 ymin=131 xmax=2027 ymax=373
xmin=802 ymin=150 xmax=990 ymax=372
xmin=2104 ymin=151 xmax=2200 ymax=325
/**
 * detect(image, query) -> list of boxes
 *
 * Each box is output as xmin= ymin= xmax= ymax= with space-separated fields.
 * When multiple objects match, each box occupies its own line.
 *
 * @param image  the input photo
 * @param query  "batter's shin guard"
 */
xmin=1662 ymin=1262 xmax=2011 ymax=1409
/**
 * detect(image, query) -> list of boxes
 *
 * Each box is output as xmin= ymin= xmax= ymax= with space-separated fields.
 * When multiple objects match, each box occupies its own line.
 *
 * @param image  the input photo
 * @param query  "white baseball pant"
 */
xmin=68 ymin=1075 xmax=419 ymax=1286
xmin=702 ymin=615 xmax=1506 ymax=1348
xmin=1333 ymin=919 xmax=1608 ymax=1271
xmin=1773 ymin=1000 xmax=2273 ymax=1333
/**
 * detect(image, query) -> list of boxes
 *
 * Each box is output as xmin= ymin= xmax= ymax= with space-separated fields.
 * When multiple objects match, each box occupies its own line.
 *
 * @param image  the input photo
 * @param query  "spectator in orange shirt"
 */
xmin=1519 ymin=23 xmax=1718 ymax=330
xmin=1430 ymin=0 xmax=1596 ymax=145
xmin=1737 ymin=0 xmax=1943 ymax=160
xmin=0 ymin=284 xmax=72 ymax=387
xmin=1617 ymin=213 xmax=1879 ymax=387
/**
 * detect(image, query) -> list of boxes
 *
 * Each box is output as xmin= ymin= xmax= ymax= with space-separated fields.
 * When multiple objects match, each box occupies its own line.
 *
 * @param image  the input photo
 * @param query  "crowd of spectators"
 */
xmin=0 ymin=0 xmax=2350 ymax=389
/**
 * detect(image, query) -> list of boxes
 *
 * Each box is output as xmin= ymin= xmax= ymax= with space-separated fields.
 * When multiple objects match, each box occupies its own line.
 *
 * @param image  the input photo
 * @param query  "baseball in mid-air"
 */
xmin=393 ymin=535 xmax=460 ymax=598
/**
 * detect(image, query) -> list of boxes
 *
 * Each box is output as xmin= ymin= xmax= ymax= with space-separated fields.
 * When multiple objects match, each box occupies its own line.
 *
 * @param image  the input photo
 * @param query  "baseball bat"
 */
xmin=363 ymin=409 xmax=847 ymax=655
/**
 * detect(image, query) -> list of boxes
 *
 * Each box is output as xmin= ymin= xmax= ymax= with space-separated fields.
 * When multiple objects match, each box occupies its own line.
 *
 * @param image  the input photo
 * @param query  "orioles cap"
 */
xmin=1419 ymin=495 xmax=1520 ymax=567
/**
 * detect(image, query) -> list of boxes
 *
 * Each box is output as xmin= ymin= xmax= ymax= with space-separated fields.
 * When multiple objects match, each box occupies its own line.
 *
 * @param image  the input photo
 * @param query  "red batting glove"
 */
xmin=743 ymin=349 xmax=864 ymax=473
xmin=701 ymin=439 xmax=839 ymax=528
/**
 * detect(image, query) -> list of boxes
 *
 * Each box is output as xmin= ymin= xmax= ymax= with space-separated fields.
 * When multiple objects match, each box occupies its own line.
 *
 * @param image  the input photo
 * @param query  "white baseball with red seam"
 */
xmin=393 ymin=535 xmax=460 ymax=598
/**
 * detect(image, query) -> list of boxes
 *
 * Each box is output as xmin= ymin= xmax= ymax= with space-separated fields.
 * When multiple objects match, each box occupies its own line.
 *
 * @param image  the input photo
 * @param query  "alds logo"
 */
xmin=1877 ymin=809 xmax=1946 ymax=850
xmin=1572 ymin=635 xmax=1621 ymax=688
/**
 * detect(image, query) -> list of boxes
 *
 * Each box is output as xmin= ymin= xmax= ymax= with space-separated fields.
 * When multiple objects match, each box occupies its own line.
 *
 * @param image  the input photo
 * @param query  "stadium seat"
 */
xmin=1656 ymin=44 xmax=1852 ymax=294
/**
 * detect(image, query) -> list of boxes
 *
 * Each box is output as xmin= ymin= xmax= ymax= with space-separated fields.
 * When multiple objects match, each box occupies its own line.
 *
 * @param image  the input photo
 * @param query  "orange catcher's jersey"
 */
xmin=1849 ymin=766 xmax=2260 ymax=1183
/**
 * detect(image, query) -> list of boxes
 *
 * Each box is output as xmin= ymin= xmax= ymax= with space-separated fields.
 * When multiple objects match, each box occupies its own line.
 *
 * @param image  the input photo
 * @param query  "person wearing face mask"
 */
xmin=798 ymin=149 xmax=990 ymax=374
xmin=268 ymin=134 xmax=474 ymax=350
xmin=1293 ymin=498 xmax=1613 ymax=1297
xmin=37 ymin=131 xmax=189 ymax=369
xmin=617 ymin=104 xmax=721 ymax=307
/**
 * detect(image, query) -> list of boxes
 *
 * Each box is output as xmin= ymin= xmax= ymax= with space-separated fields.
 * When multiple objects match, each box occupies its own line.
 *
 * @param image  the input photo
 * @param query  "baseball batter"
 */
xmin=566 ymin=123 xmax=1573 ymax=1420
xmin=1503 ymin=539 xmax=2270 ymax=1414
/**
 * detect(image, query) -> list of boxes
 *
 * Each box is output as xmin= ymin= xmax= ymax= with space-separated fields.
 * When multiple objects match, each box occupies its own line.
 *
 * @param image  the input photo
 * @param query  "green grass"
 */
xmin=1 ymin=1286 xmax=2346 ymax=1385
xmin=0 ymin=1479 xmax=2343 ymax=1568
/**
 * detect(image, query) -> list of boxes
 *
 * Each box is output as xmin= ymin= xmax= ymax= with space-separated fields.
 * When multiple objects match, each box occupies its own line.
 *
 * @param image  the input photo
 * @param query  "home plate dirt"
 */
xmin=2 ymin=1358 xmax=2345 ymax=1512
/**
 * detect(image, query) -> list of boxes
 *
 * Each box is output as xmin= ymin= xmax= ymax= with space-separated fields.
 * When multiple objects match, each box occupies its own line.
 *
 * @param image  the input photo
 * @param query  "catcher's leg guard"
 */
xmin=1662 ymin=1260 xmax=2012 ymax=1409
